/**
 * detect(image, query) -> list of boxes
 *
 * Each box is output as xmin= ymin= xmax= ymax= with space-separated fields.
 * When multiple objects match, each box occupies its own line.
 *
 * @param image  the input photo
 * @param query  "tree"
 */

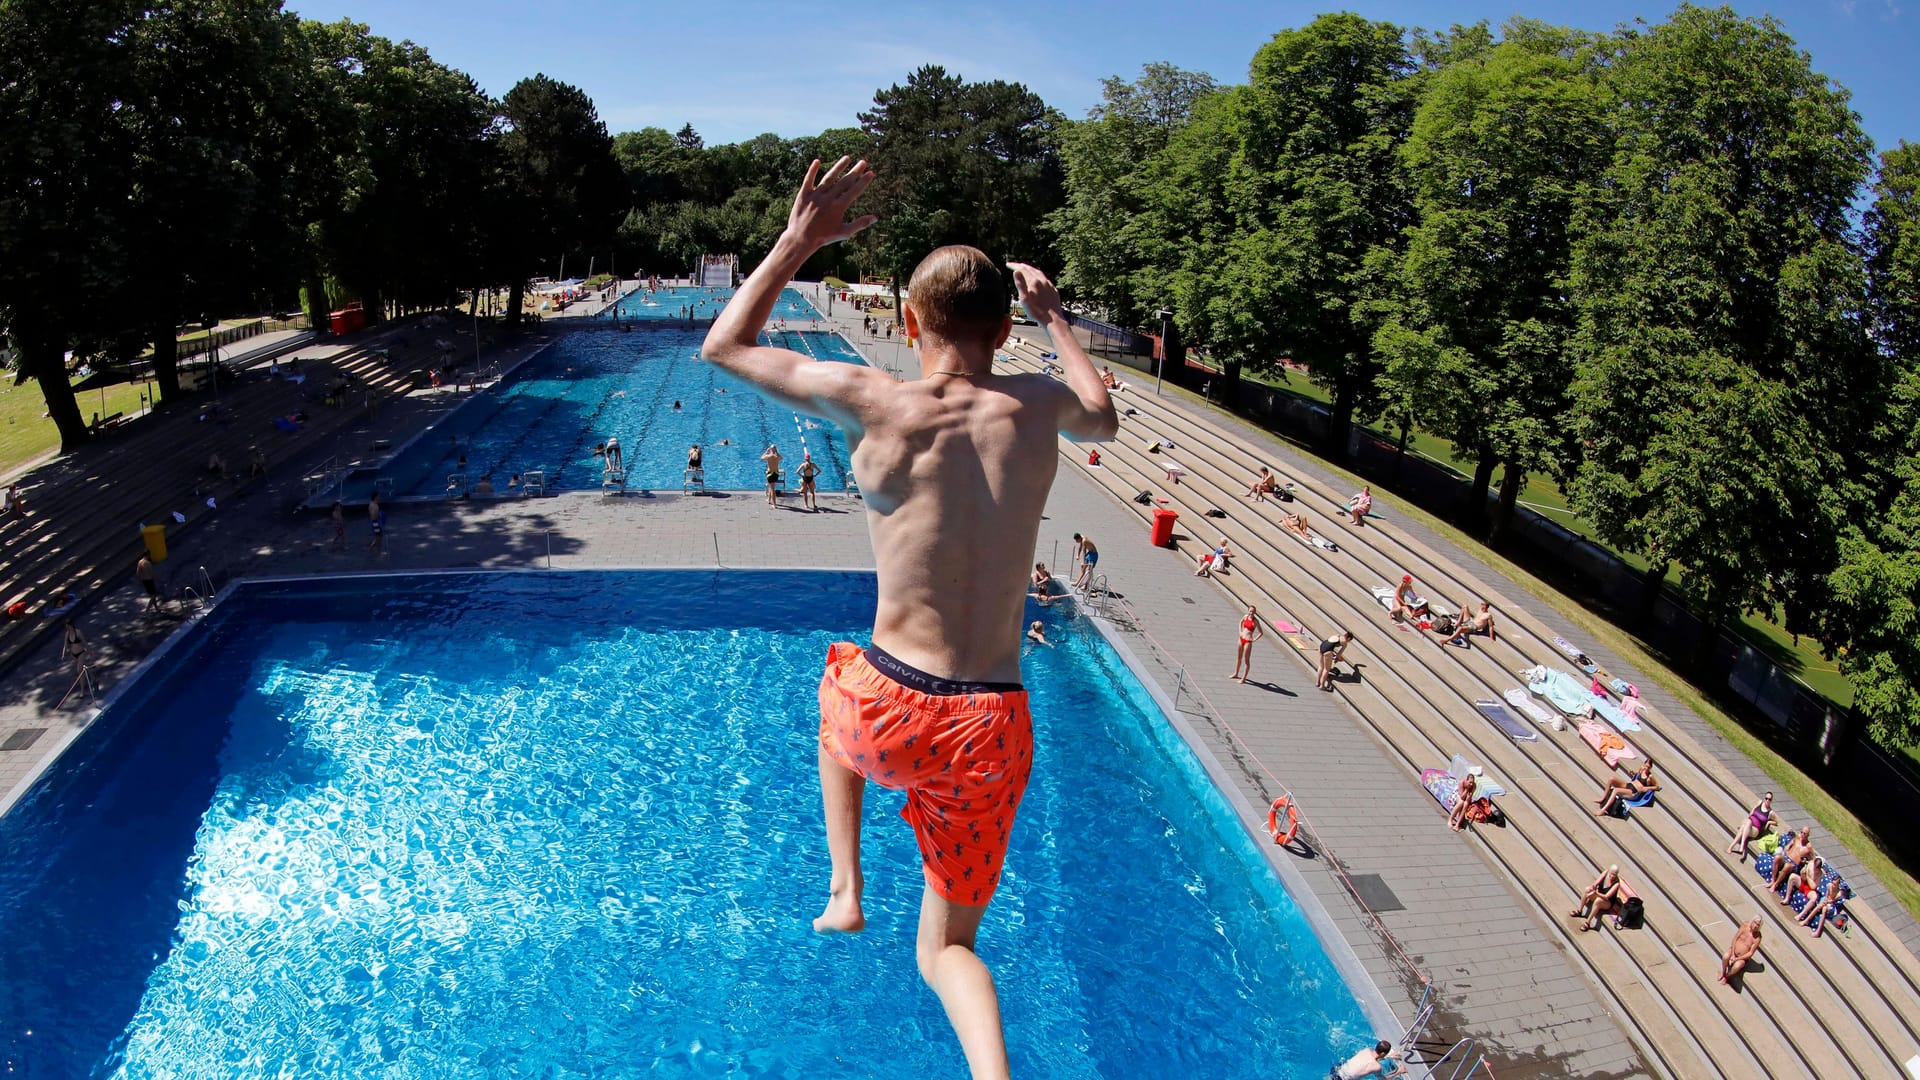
xmin=0 ymin=0 xmax=143 ymax=450
xmin=1142 ymin=14 xmax=1414 ymax=432
xmin=496 ymin=74 xmax=625 ymax=323
xmin=1825 ymin=142 xmax=1920 ymax=749
xmin=613 ymin=126 xmax=684 ymax=205
xmin=1049 ymin=63 xmax=1216 ymax=329
xmin=119 ymin=0 xmax=309 ymax=403
xmin=304 ymin=22 xmax=500 ymax=320
xmin=859 ymin=66 xmax=1064 ymax=288
xmin=1372 ymin=26 xmax=1612 ymax=538
xmin=1566 ymin=5 xmax=1875 ymax=651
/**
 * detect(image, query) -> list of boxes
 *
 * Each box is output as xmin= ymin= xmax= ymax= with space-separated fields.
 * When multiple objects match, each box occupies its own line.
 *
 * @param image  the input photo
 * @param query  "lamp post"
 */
xmin=1155 ymin=309 xmax=1173 ymax=397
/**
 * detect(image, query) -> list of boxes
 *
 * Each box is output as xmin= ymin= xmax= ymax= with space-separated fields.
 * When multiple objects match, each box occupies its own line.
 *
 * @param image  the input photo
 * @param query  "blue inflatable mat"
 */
xmin=1475 ymin=699 xmax=1537 ymax=742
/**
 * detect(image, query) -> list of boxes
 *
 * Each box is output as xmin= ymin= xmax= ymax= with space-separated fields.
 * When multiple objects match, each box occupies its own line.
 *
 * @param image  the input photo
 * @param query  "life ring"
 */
xmin=1267 ymin=796 xmax=1300 ymax=846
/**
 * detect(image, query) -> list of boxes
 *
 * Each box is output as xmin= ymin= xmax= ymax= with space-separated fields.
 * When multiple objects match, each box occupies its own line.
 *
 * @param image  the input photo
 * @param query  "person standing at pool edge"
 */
xmin=798 ymin=452 xmax=821 ymax=511
xmin=702 ymin=156 xmax=1117 ymax=1080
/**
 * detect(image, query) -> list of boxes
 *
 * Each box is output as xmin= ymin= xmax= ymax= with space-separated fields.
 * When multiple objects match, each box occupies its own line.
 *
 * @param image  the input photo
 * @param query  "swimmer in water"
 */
xmin=1025 ymin=621 xmax=1051 ymax=648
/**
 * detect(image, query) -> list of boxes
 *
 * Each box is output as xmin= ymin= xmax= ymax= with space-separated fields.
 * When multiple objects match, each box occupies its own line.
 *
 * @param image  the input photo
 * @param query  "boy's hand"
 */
xmin=787 ymin=157 xmax=878 ymax=250
xmin=1008 ymin=262 xmax=1062 ymax=321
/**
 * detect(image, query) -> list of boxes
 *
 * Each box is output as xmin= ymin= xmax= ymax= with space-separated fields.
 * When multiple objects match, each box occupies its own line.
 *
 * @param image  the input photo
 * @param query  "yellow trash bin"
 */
xmin=140 ymin=523 xmax=168 ymax=562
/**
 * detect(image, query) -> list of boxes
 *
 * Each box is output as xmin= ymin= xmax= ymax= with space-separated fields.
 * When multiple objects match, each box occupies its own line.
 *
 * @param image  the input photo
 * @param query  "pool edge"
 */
xmin=5 ymin=564 xmax=1404 ymax=1051
xmin=1081 ymin=611 xmax=1406 ymax=1044
xmin=0 ymin=599 xmax=224 ymax=819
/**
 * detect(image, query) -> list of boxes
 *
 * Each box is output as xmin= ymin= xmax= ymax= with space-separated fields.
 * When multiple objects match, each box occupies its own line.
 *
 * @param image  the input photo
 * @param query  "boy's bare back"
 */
xmin=703 ymin=159 xmax=1115 ymax=682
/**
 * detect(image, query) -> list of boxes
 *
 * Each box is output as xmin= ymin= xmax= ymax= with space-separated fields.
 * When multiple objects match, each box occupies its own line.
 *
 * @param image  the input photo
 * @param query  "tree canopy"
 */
xmin=859 ymin=66 xmax=1064 ymax=283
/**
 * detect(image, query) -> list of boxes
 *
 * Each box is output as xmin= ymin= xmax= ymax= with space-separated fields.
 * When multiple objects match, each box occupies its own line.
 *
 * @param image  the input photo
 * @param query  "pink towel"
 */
xmin=1579 ymin=722 xmax=1640 ymax=768
xmin=1621 ymin=696 xmax=1643 ymax=724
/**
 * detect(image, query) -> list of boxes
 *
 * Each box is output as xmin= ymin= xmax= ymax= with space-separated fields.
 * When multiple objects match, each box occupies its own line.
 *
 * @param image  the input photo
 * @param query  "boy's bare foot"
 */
xmin=813 ymin=892 xmax=866 ymax=934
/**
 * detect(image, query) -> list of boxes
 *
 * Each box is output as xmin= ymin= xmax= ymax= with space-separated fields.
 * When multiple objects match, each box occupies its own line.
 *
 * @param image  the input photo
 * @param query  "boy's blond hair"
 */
xmin=907 ymin=245 xmax=1006 ymax=346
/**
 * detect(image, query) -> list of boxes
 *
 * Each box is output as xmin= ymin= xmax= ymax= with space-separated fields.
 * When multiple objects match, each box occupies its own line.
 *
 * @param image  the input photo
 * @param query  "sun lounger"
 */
xmin=1578 ymin=721 xmax=1640 ymax=767
xmin=1475 ymin=699 xmax=1537 ymax=742
xmin=1503 ymin=687 xmax=1563 ymax=730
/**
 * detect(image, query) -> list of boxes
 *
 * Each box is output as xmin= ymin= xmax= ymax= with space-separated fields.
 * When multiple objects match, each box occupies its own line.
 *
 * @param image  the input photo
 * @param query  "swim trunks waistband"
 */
xmin=863 ymin=642 xmax=1023 ymax=696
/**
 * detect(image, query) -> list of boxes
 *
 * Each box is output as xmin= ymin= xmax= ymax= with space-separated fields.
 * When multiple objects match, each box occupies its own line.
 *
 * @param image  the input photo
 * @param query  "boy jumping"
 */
xmin=702 ymin=157 xmax=1117 ymax=1078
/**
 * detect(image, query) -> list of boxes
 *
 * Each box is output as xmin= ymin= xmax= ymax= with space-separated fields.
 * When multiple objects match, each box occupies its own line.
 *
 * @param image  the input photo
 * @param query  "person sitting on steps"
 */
xmin=1570 ymin=865 xmax=1626 ymax=932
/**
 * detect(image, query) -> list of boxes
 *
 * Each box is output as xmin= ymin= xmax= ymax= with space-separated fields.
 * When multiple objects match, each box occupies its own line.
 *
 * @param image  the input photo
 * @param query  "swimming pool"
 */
xmin=368 ymin=323 xmax=864 ymax=497
xmin=608 ymin=285 xmax=823 ymax=324
xmin=0 ymin=571 xmax=1372 ymax=1077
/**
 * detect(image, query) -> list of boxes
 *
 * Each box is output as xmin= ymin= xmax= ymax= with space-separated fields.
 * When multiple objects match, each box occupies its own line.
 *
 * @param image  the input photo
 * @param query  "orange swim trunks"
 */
xmin=818 ymin=641 xmax=1034 ymax=905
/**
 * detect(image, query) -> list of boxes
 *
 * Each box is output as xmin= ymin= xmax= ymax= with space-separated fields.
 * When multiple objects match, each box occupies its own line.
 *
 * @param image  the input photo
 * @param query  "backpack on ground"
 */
xmin=1619 ymin=896 xmax=1645 ymax=929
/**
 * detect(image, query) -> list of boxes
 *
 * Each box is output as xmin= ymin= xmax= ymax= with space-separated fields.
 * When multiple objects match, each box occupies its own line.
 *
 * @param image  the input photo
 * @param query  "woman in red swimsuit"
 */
xmin=1232 ymin=603 xmax=1264 ymax=683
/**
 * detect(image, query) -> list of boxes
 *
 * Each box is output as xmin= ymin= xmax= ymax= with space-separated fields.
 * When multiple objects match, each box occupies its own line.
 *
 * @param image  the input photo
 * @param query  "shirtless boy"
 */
xmin=702 ymin=156 xmax=1117 ymax=1079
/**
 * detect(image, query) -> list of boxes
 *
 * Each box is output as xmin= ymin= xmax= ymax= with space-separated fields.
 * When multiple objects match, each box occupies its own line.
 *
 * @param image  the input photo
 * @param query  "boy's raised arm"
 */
xmin=701 ymin=157 xmax=880 ymax=418
xmin=1009 ymin=262 xmax=1119 ymax=441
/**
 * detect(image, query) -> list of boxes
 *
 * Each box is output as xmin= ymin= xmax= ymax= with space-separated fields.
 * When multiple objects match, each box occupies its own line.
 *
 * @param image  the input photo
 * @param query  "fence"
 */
xmin=177 ymin=314 xmax=311 ymax=363
xmin=1062 ymin=310 xmax=1155 ymax=365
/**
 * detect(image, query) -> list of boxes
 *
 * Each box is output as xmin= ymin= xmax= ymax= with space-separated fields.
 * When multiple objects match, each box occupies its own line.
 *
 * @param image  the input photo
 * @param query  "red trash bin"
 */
xmin=1150 ymin=507 xmax=1178 ymax=547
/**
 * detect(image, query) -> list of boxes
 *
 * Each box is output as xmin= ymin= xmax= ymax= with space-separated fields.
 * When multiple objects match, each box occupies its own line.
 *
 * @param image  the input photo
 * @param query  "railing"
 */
xmin=179 ymin=314 xmax=311 ymax=364
xmin=1418 ymin=1037 xmax=1494 ymax=1080
xmin=1399 ymin=981 xmax=1437 ymax=1051
xmin=1080 ymin=573 xmax=1111 ymax=616
xmin=304 ymin=456 xmax=339 ymax=501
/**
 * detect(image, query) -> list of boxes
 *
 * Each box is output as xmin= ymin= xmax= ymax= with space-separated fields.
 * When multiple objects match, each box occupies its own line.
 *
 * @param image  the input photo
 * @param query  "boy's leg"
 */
xmin=813 ymin=741 xmax=867 ymax=934
xmin=916 ymin=888 xmax=1011 ymax=1080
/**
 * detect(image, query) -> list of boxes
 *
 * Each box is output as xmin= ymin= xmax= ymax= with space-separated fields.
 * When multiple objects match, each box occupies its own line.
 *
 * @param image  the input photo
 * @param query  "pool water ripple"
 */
xmin=0 ymin=572 xmax=1367 ymax=1078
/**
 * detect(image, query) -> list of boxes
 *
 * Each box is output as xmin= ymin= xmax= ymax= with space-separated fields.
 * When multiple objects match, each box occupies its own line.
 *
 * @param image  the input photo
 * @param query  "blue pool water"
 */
xmin=608 ymin=286 xmax=822 ymax=324
xmin=373 ymin=323 xmax=864 ymax=497
xmin=0 ymin=571 xmax=1370 ymax=1078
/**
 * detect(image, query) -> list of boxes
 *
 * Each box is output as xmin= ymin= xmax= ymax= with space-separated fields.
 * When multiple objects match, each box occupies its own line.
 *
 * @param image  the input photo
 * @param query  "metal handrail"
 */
xmin=1417 ymin=1037 xmax=1492 ymax=1080
xmin=1083 ymin=573 xmax=1111 ymax=615
xmin=1398 ymin=981 xmax=1437 ymax=1051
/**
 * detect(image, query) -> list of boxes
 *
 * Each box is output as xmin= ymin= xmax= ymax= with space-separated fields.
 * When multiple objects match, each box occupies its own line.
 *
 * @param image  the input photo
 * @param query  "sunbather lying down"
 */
xmin=1281 ymin=511 xmax=1337 ymax=552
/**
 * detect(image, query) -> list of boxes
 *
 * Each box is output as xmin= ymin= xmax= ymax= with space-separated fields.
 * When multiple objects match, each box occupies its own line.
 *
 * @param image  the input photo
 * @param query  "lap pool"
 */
xmin=366 ymin=317 xmax=864 ymax=498
xmin=0 ymin=571 xmax=1373 ymax=1077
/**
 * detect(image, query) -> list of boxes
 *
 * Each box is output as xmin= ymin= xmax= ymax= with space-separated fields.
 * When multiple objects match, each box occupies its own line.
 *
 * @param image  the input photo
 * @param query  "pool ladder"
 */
xmin=1415 ymin=1037 xmax=1490 ymax=1080
xmin=1081 ymin=573 xmax=1111 ymax=615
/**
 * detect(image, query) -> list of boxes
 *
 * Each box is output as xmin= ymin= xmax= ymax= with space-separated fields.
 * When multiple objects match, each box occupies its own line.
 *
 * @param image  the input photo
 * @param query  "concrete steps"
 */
xmin=0 ymin=336 xmax=430 ymax=679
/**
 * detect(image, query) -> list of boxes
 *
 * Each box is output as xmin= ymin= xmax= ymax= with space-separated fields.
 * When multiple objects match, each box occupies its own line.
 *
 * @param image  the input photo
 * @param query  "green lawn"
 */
xmin=0 ymin=375 xmax=155 ymax=477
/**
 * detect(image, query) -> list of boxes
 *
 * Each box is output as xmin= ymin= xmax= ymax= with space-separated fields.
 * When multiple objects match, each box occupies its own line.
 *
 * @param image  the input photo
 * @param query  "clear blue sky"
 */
xmin=285 ymin=0 xmax=1915 ymax=157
